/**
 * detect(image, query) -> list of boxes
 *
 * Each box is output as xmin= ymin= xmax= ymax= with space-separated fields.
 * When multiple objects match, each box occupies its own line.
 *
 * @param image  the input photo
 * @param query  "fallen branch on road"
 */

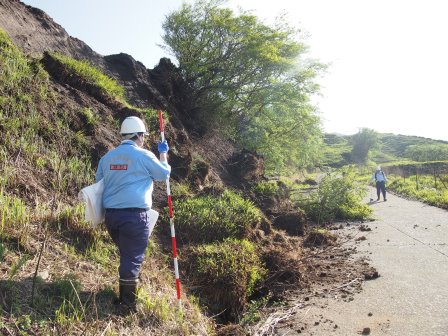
xmin=252 ymin=301 xmax=307 ymax=336
xmin=251 ymin=277 xmax=363 ymax=335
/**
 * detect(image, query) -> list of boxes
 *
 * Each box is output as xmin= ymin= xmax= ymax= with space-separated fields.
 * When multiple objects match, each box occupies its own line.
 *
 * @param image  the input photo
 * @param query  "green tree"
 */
xmin=162 ymin=0 xmax=325 ymax=172
xmin=405 ymin=144 xmax=448 ymax=162
xmin=350 ymin=128 xmax=378 ymax=163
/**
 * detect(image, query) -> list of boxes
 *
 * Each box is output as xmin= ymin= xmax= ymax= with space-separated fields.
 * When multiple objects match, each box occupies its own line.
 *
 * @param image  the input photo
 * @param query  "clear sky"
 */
xmin=21 ymin=0 xmax=448 ymax=141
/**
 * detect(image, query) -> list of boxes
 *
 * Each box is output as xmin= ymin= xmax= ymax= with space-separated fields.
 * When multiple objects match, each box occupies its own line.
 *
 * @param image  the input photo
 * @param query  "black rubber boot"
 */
xmin=115 ymin=278 xmax=138 ymax=310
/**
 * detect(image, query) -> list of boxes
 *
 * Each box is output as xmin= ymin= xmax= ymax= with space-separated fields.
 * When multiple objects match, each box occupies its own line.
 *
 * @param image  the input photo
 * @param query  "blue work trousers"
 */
xmin=105 ymin=209 xmax=150 ymax=279
xmin=376 ymin=181 xmax=387 ymax=200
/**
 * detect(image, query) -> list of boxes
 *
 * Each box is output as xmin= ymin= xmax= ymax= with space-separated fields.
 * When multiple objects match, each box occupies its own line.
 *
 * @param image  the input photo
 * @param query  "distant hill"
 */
xmin=377 ymin=133 xmax=448 ymax=157
xmin=323 ymin=132 xmax=448 ymax=167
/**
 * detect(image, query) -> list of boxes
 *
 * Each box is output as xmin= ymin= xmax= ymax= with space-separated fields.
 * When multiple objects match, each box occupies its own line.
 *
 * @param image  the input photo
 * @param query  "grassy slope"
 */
xmin=0 ymin=29 xmax=212 ymax=335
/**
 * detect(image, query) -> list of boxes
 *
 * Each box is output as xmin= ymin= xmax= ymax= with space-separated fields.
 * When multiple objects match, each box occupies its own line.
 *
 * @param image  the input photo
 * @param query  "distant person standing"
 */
xmin=370 ymin=166 xmax=388 ymax=201
xmin=96 ymin=116 xmax=171 ymax=308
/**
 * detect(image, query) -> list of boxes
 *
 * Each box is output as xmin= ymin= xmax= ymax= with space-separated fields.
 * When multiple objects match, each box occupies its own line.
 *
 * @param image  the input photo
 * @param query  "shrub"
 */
xmin=170 ymin=190 xmax=261 ymax=243
xmin=299 ymin=168 xmax=372 ymax=223
xmin=186 ymin=239 xmax=266 ymax=320
xmin=337 ymin=195 xmax=373 ymax=220
xmin=141 ymin=108 xmax=165 ymax=137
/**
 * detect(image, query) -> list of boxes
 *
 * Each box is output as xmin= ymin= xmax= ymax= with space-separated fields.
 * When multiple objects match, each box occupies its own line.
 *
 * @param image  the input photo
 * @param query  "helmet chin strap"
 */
xmin=123 ymin=133 xmax=138 ymax=140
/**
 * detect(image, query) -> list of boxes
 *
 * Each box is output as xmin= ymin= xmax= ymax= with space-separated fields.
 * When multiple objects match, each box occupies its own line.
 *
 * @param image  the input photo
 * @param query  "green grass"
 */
xmin=388 ymin=173 xmax=448 ymax=208
xmin=321 ymin=142 xmax=351 ymax=167
xmin=170 ymin=181 xmax=194 ymax=198
xmin=49 ymin=52 xmax=126 ymax=102
xmin=370 ymin=147 xmax=400 ymax=163
xmin=137 ymin=290 xmax=179 ymax=324
xmin=53 ymin=275 xmax=85 ymax=325
xmin=0 ymin=30 xmax=49 ymax=102
xmin=0 ymin=242 xmax=6 ymax=261
xmin=252 ymin=180 xmax=280 ymax=197
xmin=0 ymin=29 xmax=50 ymax=156
xmin=8 ymin=254 xmax=30 ymax=280
xmin=49 ymin=52 xmax=165 ymax=138
xmin=193 ymin=239 xmax=266 ymax=296
xmin=169 ymin=189 xmax=262 ymax=243
xmin=0 ymin=189 xmax=31 ymax=244
xmin=0 ymin=29 xmax=95 ymax=206
xmin=79 ymin=107 xmax=96 ymax=126
xmin=187 ymin=238 xmax=267 ymax=319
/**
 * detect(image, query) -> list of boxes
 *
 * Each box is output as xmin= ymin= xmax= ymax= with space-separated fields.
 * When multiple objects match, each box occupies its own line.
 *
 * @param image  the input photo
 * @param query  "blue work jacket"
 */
xmin=96 ymin=140 xmax=171 ymax=209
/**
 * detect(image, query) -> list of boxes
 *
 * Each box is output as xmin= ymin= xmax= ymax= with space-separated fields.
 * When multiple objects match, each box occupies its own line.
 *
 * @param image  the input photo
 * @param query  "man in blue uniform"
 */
xmin=96 ymin=116 xmax=171 ymax=307
xmin=370 ymin=166 xmax=388 ymax=201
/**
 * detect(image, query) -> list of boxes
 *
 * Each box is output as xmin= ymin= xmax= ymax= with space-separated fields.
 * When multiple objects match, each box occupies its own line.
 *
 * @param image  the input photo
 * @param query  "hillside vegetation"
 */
xmin=0 ymin=27 xmax=215 ymax=335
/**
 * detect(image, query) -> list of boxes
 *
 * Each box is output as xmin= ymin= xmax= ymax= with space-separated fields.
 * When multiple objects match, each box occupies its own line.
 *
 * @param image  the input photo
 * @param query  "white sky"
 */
xmin=21 ymin=0 xmax=448 ymax=141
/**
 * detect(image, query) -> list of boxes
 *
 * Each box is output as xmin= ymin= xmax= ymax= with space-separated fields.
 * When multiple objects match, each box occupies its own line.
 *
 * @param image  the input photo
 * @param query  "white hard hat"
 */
xmin=120 ymin=116 xmax=148 ymax=135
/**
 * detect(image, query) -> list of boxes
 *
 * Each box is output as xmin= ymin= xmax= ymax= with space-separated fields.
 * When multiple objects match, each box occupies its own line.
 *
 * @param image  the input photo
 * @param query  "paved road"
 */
xmin=275 ymin=188 xmax=448 ymax=335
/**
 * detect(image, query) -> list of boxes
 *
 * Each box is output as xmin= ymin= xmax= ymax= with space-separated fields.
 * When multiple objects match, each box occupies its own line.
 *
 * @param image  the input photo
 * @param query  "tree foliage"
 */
xmin=162 ymin=0 xmax=325 ymax=172
xmin=350 ymin=128 xmax=378 ymax=163
xmin=404 ymin=144 xmax=448 ymax=162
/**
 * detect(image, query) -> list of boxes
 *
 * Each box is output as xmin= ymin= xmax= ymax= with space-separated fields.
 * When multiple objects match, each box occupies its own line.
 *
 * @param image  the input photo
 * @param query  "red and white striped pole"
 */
xmin=158 ymin=110 xmax=182 ymax=307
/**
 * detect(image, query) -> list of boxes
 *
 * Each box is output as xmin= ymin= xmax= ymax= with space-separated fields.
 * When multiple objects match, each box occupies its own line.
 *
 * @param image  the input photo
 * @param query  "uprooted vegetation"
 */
xmin=296 ymin=169 xmax=373 ymax=224
xmin=0 ymin=7 xmax=375 ymax=335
